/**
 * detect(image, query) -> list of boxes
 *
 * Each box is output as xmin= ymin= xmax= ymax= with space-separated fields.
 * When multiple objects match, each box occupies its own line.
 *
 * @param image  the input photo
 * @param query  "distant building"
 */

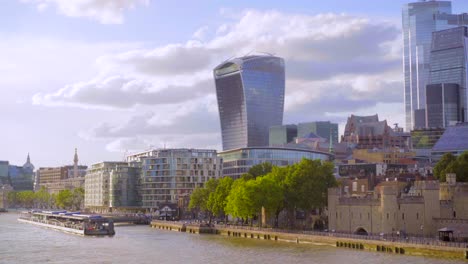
xmin=402 ymin=1 xmax=468 ymax=130
xmin=297 ymin=121 xmax=339 ymax=143
xmin=352 ymin=148 xmax=416 ymax=165
xmin=214 ymin=55 xmax=285 ymax=150
xmin=84 ymin=161 xmax=141 ymax=213
xmin=0 ymin=184 xmax=13 ymax=209
xmin=126 ymin=149 xmax=222 ymax=211
xmin=0 ymin=155 xmax=35 ymax=191
xmin=429 ymin=26 xmax=468 ymax=123
xmin=426 ymin=83 xmax=461 ymax=128
xmin=341 ymin=114 xmax=410 ymax=149
xmin=432 ymin=123 xmax=468 ymax=160
xmin=269 ymin=124 xmax=297 ymax=146
xmin=411 ymin=128 xmax=446 ymax=149
xmin=219 ymin=147 xmax=333 ymax=179
xmin=37 ymin=149 xmax=87 ymax=193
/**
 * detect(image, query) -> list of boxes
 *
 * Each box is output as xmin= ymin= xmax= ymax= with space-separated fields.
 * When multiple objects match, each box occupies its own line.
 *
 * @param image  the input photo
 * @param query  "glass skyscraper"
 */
xmin=214 ymin=55 xmax=285 ymax=150
xmin=426 ymin=83 xmax=460 ymax=127
xmin=402 ymin=1 xmax=468 ymax=131
xmin=429 ymin=26 xmax=468 ymax=124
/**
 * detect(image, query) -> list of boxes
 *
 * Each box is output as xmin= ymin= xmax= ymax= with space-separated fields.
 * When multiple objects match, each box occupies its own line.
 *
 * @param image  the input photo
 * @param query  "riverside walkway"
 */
xmin=150 ymin=220 xmax=468 ymax=260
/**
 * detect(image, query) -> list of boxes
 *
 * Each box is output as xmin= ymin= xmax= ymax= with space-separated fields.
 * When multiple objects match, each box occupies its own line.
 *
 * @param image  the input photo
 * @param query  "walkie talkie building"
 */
xmin=214 ymin=55 xmax=285 ymax=151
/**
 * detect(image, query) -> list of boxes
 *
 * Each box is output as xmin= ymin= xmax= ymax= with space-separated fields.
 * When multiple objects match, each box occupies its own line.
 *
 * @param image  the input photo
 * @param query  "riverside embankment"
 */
xmin=151 ymin=220 xmax=468 ymax=261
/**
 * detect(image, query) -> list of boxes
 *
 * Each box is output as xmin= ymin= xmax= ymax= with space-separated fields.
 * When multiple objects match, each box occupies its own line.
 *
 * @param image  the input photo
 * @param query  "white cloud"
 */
xmin=21 ymin=0 xmax=149 ymax=24
xmin=30 ymin=9 xmax=404 ymax=152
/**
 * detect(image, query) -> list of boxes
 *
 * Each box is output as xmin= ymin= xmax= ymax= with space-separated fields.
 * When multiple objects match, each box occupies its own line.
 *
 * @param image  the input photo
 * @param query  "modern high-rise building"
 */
xmin=426 ymin=83 xmax=461 ymax=128
xmin=297 ymin=121 xmax=339 ymax=143
xmin=402 ymin=1 xmax=468 ymax=131
xmin=429 ymin=26 xmax=468 ymax=123
xmin=269 ymin=125 xmax=297 ymax=146
xmin=214 ymin=55 xmax=285 ymax=150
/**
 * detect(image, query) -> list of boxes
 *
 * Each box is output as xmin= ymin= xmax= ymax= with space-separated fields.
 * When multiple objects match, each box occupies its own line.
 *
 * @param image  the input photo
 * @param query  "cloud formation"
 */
xmin=32 ymin=10 xmax=404 ymax=151
xmin=33 ymin=76 xmax=214 ymax=109
xmin=22 ymin=0 xmax=149 ymax=24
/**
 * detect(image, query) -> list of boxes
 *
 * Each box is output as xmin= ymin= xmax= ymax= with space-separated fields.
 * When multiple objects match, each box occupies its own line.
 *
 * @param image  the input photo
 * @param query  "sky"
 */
xmin=1 ymin=0 xmax=468 ymax=167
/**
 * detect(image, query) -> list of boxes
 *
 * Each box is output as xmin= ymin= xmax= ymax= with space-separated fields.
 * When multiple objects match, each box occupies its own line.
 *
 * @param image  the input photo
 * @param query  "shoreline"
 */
xmin=150 ymin=220 xmax=468 ymax=261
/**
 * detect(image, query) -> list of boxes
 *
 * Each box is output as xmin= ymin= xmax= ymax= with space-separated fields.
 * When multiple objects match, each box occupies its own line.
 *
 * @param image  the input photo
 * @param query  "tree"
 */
xmin=55 ymin=189 xmax=73 ymax=209
xmin=208 ymin=177 xmax=233 ymax=221
xmin=35 ymin=187 xmax=51 ymax=209
xmin=240 ymin=163 xmax=273 ymax=180
xmin=188 ymin=179 xmax=219 ymax=224
xmin=254 ymin=174 xmax=284 ymax=227
xmin=434 ymin=153 xmax=457 ymax=182
xmin=71 ymin=187 xmax=85 ymax=210
xmin=282 ymin=159 xmax=337 ymax=228
xmin=225 ymin=179 xmax=257 ymax=224
xmin=446 ymin=152 xmax=468 ymax=182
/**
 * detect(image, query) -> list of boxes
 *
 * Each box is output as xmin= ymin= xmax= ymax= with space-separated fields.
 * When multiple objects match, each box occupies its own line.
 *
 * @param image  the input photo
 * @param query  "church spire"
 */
xmin=74 ymin=148 xmax=79 ymax=165
xmin=73 ymin=148 xmax=79 ymax=178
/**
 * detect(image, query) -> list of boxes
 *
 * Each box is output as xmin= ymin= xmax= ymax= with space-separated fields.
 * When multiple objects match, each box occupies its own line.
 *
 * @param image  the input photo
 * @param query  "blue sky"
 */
xmin=1 ymin=0 xmax=467 ymax=167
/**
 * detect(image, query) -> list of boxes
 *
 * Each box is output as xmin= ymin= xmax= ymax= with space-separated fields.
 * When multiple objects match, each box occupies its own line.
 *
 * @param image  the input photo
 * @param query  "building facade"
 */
xmin=126 ymin=149 xmax=222 ymax=210
xmin=269 ymin=124 xmax=297 ymax=146
xmin=429 ymin=26 xmax=468 ymax=123
xmin=84 ymin=161 xmax=141 ymax=213
xmin=341 ymin=115 xmax=410 ymax=149
xmin=352 ymin=148 xmax=416 ymax=165
xmin=297 ymin=121 xmax=339 ymax=143
xmin=36 ymin=149 xmax=87 ymax=193
xmin=219 ymin=147 xmax=333 ymax=179
xmin=402 ymin=1 xmax=468 ymax=131
xmin=214 ymin=55 xmax=285 ymax=150
xmin=426 ymin=83 xmax=461 ymax=128
xmin=328 ymin=174 xmax=468 ymax=240
xmin=432 ymin=122 xmax=468 ymax=159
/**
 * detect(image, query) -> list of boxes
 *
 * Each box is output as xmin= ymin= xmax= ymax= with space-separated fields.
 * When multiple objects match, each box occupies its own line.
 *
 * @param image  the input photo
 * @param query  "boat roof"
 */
xmin=33 ymin=212 xmax=106 ymax=221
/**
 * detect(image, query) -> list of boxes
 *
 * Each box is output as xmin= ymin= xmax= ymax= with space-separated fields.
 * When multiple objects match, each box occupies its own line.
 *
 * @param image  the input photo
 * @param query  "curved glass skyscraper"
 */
xmin=214 ymin=55 xmax=285 ymax=151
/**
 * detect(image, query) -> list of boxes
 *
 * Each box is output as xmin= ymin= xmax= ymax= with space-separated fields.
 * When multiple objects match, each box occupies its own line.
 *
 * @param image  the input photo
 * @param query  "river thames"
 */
xmin=0 ymin=213 xmax=465 ymax=264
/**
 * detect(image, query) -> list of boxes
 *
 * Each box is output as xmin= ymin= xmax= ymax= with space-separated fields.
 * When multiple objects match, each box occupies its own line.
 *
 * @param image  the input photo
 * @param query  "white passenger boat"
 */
xmin=18 ymin=210 xmax=115 ymax=236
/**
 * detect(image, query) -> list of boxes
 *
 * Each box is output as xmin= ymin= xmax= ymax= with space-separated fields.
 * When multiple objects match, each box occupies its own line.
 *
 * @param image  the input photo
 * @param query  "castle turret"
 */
xmin=380 ymin=185 xmax=398 ymax=235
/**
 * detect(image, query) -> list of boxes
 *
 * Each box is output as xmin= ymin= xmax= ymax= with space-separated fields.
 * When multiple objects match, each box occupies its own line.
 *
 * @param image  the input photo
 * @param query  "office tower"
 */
xmin=402 ymin=1 xmax=468 ymax=131
xmin=269 ymin=125 xmax=297 ymax=146
xmin=426 ymin=83 xmax=460 ymax=127
xmin=297 ymin=121 xmax=339 ymax=143
xmin=429 ymin=26 xmax=468 ymax=123
xmin=214 ymin=55 xmax=285 ymax=150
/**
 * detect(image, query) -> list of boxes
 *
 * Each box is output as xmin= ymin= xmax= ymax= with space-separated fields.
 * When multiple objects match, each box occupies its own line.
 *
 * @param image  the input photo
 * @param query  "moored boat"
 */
xmin=18 ymin=211 xmax=115 ymax=236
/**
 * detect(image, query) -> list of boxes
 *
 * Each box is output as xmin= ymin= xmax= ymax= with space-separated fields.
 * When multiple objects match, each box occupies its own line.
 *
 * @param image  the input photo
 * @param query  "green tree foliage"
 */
xmin=189 ymin=158 xmax=337 ymax=228
xmin=72 ymin=187 xmax=85 ymax=210
xmin=55 ymin=189 xmax=73 ymax=209
xmin=434 ymin=153 xmax=457 ymax=182
xmin=434 ymin=152 xmax=468 ymax=182
xmin=208 ymin=177 xmax=233 ymax=219
xmin=35 ymin=187 xmax=51 ymax=209
xmin=225 ymin=178 xmax=257 ymax=222
xmin=240 ymin=162 xmax=273 ymax=180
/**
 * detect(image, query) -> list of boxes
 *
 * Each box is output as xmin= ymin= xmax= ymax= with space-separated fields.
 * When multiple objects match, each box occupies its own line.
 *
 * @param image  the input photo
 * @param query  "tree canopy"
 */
xmin=189 ymin=158 xmax=337 ymax=228
xmin=434 ymin=152 xmax=468 ymax=182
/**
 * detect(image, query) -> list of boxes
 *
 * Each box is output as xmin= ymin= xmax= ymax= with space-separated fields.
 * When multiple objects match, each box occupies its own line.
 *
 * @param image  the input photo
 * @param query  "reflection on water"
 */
xmin=0 ymin=213 xmax=464 ymax=264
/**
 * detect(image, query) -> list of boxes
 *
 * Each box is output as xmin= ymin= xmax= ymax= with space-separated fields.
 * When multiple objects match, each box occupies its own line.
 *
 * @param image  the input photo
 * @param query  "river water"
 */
xmin=0 ymin=213 xmax=464 ymax=264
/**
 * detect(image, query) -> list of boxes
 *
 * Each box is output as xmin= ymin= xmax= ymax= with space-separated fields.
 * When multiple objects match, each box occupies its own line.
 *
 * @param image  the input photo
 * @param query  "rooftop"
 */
xmin=432 ymin=123 xmax=468 ymax=151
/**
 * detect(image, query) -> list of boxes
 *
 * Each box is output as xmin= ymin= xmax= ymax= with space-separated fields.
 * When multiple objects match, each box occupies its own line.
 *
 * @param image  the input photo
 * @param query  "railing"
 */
xmin=19 ymin=217 xmax=84 ymax=230
xmin=213 ymin=224 xmax=468 ymax=249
